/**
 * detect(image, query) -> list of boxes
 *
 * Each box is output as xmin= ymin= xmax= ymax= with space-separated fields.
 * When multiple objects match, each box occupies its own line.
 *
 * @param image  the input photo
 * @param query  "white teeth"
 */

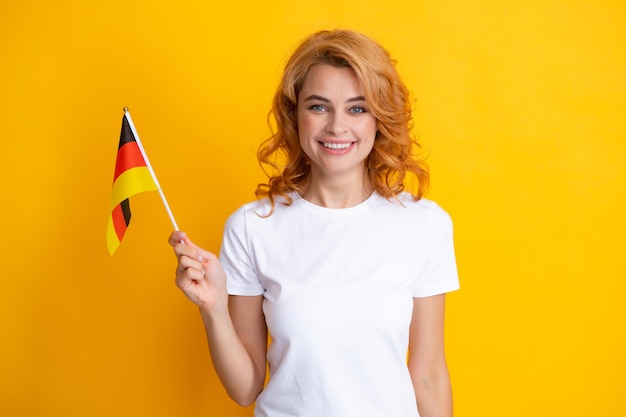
xmin=322 ymin=142 xmax=352 ymax=149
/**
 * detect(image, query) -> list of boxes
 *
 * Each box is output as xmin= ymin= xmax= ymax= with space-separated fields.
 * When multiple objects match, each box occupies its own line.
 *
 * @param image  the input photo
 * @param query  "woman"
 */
xmin=169 ymin=29 xmax=459 ymax=417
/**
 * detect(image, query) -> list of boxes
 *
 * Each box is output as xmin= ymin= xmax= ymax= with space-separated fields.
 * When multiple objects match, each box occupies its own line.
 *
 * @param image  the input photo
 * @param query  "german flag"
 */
xmin=106 ymin=113 xmax=158 ymax=255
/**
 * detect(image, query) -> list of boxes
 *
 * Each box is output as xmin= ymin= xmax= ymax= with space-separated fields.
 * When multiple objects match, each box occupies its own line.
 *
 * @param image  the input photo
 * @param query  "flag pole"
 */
xmin=123 ymin=107 xmax=179 ymax=231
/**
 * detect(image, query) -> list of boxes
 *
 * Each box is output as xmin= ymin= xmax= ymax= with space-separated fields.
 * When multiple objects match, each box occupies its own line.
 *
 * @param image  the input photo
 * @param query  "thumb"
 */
xmin=169 ymin=231 xmax=197 ymax=248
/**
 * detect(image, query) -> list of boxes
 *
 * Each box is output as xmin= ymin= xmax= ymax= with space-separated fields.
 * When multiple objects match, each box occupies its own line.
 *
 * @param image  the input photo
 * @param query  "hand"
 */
xmin=168 ymin=231 xmax=228 ymax=313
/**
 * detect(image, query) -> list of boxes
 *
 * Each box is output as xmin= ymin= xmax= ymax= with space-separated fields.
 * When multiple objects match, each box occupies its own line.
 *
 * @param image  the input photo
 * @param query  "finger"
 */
xmin=168 ymin=231 xmax=193 ymax=247
xmin=175 ymin=265 xmax=206 ymax=289
xmin=170 ymin=233 xmax=218 ymax=269
xmin=177 ymin=254 xmax=203 ymax=275
xmin=196 ymin=247 xmax=219 ymax=263
xmin=173 ymin=240 xmax=200 ymax=261
xmin=176 ymin=254 xmax=205 ymax=278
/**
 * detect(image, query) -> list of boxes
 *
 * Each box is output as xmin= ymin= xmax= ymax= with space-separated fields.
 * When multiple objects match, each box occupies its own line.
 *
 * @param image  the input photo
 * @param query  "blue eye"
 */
xmin=350 ymin=106 xmax=367 ymax=114
xmin=309 ymin=104 xmax=327 ymax=112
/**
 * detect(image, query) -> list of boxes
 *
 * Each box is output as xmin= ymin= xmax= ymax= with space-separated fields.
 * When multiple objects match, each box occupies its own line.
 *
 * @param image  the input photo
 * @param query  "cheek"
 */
xmin=296 ymin=115 xmax=313 ymax=154
xmin=297 ymin=113 xmax=316 ymax=135
xmin=360 ymin=118 xmax=378 ymax=140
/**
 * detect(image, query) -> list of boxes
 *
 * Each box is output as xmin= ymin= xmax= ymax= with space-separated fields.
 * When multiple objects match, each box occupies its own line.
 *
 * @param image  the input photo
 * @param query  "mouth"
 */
xmin=320 ymin=141 xmax=354 ymax=150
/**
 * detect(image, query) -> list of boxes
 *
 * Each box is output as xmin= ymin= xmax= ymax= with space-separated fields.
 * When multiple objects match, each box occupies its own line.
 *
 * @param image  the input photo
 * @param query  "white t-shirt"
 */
xmin=220 ymin=192 xmax=459 ymax=417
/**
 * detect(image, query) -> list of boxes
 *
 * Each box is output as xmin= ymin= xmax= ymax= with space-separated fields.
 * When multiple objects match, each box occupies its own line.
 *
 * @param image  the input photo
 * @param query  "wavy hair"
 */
xmin=256 ymin=30 xmax=429 ymax=213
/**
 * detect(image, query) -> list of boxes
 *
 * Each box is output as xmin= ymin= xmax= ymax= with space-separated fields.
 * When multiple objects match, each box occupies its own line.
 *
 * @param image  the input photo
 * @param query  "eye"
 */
xmin=309 ymin=104 xmax=327 ymax=112
xmin=349 ymin=106 xmax=367 ymax=114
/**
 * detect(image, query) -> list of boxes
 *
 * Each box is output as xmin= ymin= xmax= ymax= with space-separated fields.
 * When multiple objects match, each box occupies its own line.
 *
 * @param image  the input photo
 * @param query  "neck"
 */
xmin=302 ymin=171 xmax=373 ymax=208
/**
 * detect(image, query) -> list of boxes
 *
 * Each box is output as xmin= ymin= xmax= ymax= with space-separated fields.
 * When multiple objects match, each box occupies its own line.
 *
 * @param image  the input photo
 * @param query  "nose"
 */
xmin=325 ymin=112 xmax=348 ymax=135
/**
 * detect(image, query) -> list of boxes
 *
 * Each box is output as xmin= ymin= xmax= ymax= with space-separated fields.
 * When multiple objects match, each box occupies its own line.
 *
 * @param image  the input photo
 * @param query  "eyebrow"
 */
xmin=303 ymin=94 xmax=367 ymax=103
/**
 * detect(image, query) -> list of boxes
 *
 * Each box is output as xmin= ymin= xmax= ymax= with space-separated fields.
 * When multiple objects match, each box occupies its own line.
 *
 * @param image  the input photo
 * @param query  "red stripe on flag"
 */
xmin=111 ymin=202 xmax=129 ymax=241
xmin=113 ymin=142 xmax=148 ymax=182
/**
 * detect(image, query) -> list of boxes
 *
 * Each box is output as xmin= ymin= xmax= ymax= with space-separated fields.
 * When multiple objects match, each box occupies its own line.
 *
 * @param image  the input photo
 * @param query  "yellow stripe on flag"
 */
xmin=110 ymin=166 xmax=158 ymax=209
xmin=106 ymin=216 xmax=121 ymax=255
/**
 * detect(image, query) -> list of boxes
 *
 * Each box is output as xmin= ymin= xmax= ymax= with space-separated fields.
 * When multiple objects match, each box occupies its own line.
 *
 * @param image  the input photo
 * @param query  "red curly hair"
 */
xmin=256 ymin=30 xmax=429 ymax=213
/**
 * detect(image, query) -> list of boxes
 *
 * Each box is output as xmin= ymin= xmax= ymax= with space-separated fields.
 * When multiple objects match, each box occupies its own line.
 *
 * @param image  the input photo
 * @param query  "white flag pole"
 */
xmin=123 ymin=107 xmax=179 ymax=231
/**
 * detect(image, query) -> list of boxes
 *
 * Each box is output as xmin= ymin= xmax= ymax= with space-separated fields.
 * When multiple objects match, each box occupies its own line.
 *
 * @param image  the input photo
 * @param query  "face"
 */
xmin=297 ymin=64 xmax=377 ymax=182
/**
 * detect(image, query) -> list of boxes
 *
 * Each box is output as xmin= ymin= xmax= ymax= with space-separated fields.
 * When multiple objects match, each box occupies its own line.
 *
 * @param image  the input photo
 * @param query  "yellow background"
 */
xmin=1 ymin=1 xmax=624 ymax=415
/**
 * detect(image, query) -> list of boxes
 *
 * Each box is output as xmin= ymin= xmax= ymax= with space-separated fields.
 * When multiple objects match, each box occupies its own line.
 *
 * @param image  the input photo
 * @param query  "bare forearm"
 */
xmin=200 ymin=308 xmax=265 ymax=406
xmin=413 ymin=369 xmax=453 ymax=417
xmin=409 ymin=295 xmax=453 ymax=417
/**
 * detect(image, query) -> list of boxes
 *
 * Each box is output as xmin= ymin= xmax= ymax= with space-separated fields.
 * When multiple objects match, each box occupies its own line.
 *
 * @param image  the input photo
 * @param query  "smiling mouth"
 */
xmin=321 ymin=142 xmax=353 ymax=150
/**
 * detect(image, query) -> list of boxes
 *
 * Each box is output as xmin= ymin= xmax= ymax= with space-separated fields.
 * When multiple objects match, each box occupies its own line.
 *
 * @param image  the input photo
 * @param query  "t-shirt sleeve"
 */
xmin=413 ymin=203 xmax=460 ymax=297
xmin=219 ymin=206 xmax=265 ymax=296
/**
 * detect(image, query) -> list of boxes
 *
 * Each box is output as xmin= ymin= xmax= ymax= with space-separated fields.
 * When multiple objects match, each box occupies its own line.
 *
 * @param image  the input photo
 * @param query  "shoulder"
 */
xmin=377 ymin=192 xmax=452 ymax=224
xmin=224 ymin=194 xmax=294 ymax=230
xmin=412 ymin=197 xmax=452 ymax=225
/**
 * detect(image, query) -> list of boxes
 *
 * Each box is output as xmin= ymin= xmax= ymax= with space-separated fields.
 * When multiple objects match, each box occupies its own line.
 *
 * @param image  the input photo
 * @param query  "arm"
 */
xmin=201 ymin=294 xmax=267 ymax=406
xmin=169 ymin=231 xmax=267 ymax=406
xmin=408 ymin=294 xmax=453 ymax=417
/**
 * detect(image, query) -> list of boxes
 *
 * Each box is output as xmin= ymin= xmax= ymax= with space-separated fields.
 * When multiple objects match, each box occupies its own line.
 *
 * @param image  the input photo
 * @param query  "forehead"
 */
xmin=299 ymin=64 xmax=364 ymax=98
